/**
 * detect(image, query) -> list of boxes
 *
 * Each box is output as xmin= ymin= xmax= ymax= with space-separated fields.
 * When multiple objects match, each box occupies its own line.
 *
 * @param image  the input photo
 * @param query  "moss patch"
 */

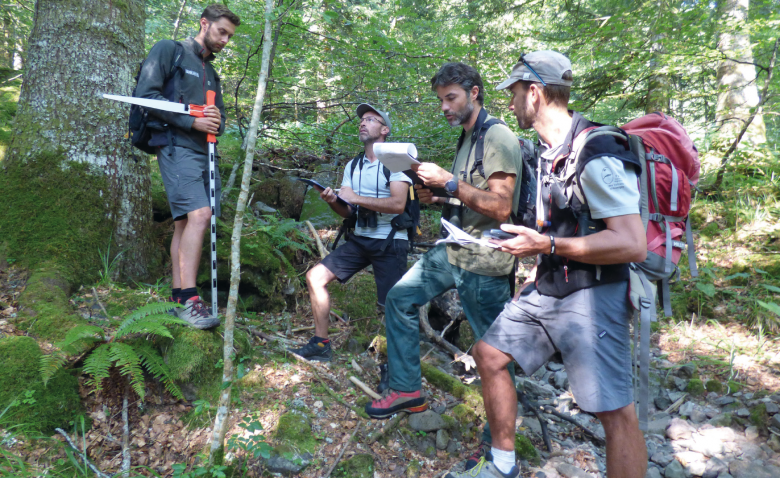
xmin=300 ymin=188 xmax=342 ymax=228
xmin=160 ymin=326 xmax=226 ymax=402
xmin=705 ymin=379 xmax=723 ymax=393
xmin=450 ymin=403 xmax=477 ymax=426
xmin=0 ymin=84 xmax=19 ymax=160
xmin=686 ymin=378 xmax=705 ymax=396
xmin=515 ymin=433 xmax=540 ymax=466
xmin=0 ymin=150 xmax=113 ymax=283
xmin=421 ymin=362 xmax=483 ymax=413
xmin=15 ymin=268 xmax=87 ymax=341
xmin=732 ymin=254 xmax=780 ymax=278
xmin=0 ymin=336 xmax=83 ymax=434
xmin=404 ymin=459 xmax=422 ymax=477
xmin=749 ymin=403 xmax=768 ymax=430
xmin=727 ymin=380 xmax=743 ymax=394
xmin=328 ymin=271 xmax=381 ymax=320
xmin=275 ymin=412 xmax=316 ymax=454
xmin=331 ymin=453 xmax=374 ymax=478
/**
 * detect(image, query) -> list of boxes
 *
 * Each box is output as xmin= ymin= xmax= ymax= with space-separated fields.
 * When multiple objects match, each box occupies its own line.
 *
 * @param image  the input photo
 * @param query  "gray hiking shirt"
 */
xmin=135 ymin=37 xmax=226 ymax=155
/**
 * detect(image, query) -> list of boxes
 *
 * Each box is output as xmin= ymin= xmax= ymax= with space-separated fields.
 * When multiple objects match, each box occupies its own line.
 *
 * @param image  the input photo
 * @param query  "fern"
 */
xmin=109 ymin=342 xmax=146 ymax=399
xmin=135 ymin=343 xmax=184 ymax=400
xmin=115 ymin=317 xmax=183 ymax=340
xmin=82 ymin=344 xmax=113 ymax=393
xmin=115 ymin=302 xmax=184 ymax=337
xmin=41 ymin=325 xmax=105 ymax=385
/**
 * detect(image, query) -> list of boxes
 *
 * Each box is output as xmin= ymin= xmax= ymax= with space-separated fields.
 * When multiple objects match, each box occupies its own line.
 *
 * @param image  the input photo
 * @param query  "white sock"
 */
xmin=491 ymin=447 xmax=516 ymax=474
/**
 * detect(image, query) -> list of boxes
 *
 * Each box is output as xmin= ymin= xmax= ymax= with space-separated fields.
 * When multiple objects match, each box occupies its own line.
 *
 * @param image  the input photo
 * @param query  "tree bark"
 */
xmin=208 ymin=0 xmax=276 ymax=465
xmin=171 ymin=0 xmax=187 ymax=41
xmin=715 ymin=0 xmax=767 ymax=150
xmin=3 ymin=0 xmax=158 ymax=282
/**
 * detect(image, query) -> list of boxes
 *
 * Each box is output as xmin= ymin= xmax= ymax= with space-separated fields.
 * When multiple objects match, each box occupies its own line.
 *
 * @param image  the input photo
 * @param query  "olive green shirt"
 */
xmin=446 ymin=115 xmax=523 ymax=276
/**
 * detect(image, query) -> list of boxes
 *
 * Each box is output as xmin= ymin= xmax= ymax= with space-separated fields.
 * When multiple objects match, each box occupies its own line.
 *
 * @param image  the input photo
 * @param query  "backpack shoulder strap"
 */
xmin=471 ymin=117 xmax=506 ymax=180
xmin=166 ymin=41 xmax=185 ymax=82
xmin=383 ymin=165 xmax=391 ymax=188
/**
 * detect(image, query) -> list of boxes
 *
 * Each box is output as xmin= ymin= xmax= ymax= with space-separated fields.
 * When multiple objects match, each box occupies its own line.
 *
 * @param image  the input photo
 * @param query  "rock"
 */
xmin=645 ymin=466 xmax=663 ymax=478
xmin=679 ymin=401 xmax=696 ymax=416
xmin=408 ymin=410 xmax=446 ymax=432
xmin=771 ymin=414 xmax=780 ymax=429
xmin=738 ymin=442 xmax=766 ymax=460
xmin=548 ymin=362 xmax=565 ymax=372
xmin=690 ymin=409 xmax=707 ymax=424
xmin=669 ymin=391 xmax=686 ymax=402
xmin=518 ymin=416 xmax=543 ymax=436
xmin=345 ymin=338 xmax=364 ymax=354
xmin=729 ymin=460 xmax=780 ymax=478
xmin=673 ymin=376 xmax=689 ymax=391
xmin=715 ymin=396 xmax=736 ymax=406
xmin=650 ymin=451 xmax=674 ymax=467
xmin=265 ymin=451 xmax=314 ymax=475
xmin=765 ymin=402 xmax=778 ymax=414
xmin=690 ymin=433 xmax=724 ymax=457
xmin=646 ymin=416 xmax=672 ymax=436
xmin=552 ymin=371 xmax=569 ymax=390
xmin=330 ymin=453 xmax=374 ymax=478
xmin=675 ymin=451 xmax=706 ymax=476
xmin=735 ymin=408 xmax=750 ymax=418
xmin=667 ymin=418 xmax=696 ymax=440
xmin=446 ymin=439 xmax=460 ymax=454
xmin=708 ymin=413 xmax=732 ymax=427
xmin=702 ymin=457 xmax=729 ymax=478
xmin=655 ymin=396 xmax=673 ymax=410
xmin=664 ymin=460 xmax=686 ymax=478
xmin=678 ymin=363 xmax=697 ymax=379
xmin=436 ymin=429 xmax=449 ymax=450
xmin=521 ymin=379 xmax=556 ymax=399
xmin=769 ymin=434 xmax=780 ymax=453
xmin=699 ymin=426 xmax=736 ymax=442
xmin=745 ymin=426 xmax=759 ymax=441
xmin=555 ymin=463 xmax=591 ymax=478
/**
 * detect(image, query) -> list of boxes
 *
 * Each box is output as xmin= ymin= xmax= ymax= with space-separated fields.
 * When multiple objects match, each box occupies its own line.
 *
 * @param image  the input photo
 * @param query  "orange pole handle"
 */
xmin=206 ymin=90 xmax=216 ymax=143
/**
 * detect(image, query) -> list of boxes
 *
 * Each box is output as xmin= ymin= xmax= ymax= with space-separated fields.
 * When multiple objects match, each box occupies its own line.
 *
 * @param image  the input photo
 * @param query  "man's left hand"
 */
xmin=412 ymin=163 xmax=454 ymax=188
xmin=338 ymin=187 xmax=358 ymax=204
xmin=493 ymin=224 xmax=549 ymax=258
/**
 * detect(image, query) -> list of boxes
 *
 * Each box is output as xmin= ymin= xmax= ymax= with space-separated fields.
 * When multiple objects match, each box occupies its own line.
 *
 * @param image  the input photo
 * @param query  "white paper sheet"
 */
xmin=435 ymin=218 xmax=502 ymax=249
xmin=374 ymin=143 xmax=420 ymax=173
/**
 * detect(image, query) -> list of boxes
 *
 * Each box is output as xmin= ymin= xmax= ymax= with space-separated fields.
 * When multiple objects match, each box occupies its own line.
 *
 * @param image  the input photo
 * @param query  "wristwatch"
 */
xmin=444 ymin=178 xmax=459 ymax=196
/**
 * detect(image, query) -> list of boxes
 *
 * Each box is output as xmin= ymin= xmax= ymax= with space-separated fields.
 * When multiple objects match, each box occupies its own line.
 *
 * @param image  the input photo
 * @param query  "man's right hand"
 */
xmin=320 ymin=187 xmax=339 ymax=205
xmin=192 ymin=107 xmax=221 ymax=135
xmin=414 ymin=184 xmax=439 ymax=204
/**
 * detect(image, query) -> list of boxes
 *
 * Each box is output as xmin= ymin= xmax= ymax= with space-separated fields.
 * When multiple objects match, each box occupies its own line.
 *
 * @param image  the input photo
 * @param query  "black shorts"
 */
xmin=321 ymin=235 xmax=408 ymax=306
xmin=157 ymin=145 xmax=221 ymax=221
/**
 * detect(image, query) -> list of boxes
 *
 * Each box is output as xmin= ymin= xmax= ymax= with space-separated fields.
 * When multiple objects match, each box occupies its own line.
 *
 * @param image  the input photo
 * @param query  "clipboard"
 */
xmin=402 ymin=169 xmax=449 ymax=198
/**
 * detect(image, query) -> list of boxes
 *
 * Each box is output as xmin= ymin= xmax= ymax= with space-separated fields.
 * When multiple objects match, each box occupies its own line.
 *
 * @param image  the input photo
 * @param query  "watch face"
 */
xmin=446 ymin=179 xmax=457 ymax=193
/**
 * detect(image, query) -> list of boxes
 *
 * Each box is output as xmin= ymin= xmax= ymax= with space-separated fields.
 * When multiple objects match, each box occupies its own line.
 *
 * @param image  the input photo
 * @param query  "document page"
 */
xmin=435 ymin=218 xmax=502 ymax=249
xmin=374 ymin=143 xmax=420 ymax=173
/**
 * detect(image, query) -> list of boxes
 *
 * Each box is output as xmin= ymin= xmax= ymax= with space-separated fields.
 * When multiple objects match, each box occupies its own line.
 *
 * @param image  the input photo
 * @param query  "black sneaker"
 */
xmin=377 ymin=362 xmax=389 ymax=393
xmin=288 ymin=337 xmax=332 ymax=362
xmin=466 ymin=441 xmax=493 ymax=470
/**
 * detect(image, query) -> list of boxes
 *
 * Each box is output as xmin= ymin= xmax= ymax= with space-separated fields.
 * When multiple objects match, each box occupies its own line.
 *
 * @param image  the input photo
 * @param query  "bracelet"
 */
xmin=549 ymin=236 xmax=555 ymax=255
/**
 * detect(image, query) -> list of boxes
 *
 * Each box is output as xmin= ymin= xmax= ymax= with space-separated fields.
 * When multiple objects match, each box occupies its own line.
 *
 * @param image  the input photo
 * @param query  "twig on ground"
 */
xmin=330 ymin=310 xmax=348 ymax=324
xmin=91 ymin=286 xmax=110 ymax=318
xmin=540 ymin=405 xmax=605 ymax=446
xmin=305 ymin=220 xmax=328 ymax=259
xmin=121 ymin=385 xmax=130 ymax=477
xmin=349 ymin=376 xmax=381 ymax=400
xmin=324 ymin=421 xmax=361 ymax=478
xmin=350 ymin=359 xmax=364 ymax=374
xmin=54 ymin=428 xmax=112 ymax=478
xmin=665 ymin=393 xmax=688 ymax=414
xmin=419 ymin=304 xmax=463 ymax=357
xmin=367 ymin=411 xmax=408 ymax=444
xmin=516 ymin=390 xmax=552 ymax=452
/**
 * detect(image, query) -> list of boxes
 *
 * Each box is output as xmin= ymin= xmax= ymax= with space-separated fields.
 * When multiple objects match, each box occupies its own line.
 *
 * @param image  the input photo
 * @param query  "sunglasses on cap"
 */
xmin=518 ymin=53 xmax=547 ymax=87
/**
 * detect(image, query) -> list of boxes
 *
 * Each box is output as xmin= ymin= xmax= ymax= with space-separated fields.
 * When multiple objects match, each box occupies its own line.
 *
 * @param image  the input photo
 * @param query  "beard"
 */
xmin=203 ymin=25 xmax=224 ymax=53
xmin=446 ymin=99 xmax=474 ymax=127
xmin=514 ymin=101 xmax=534 ymax=130
xmin=359 ymin=129 xmax=381 ymax=144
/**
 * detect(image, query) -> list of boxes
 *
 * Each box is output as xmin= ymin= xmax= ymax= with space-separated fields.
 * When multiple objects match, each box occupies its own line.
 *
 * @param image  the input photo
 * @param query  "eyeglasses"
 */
xmin=359 ymin=116 xmax=386 ymax=126
xmin=518 ymin=53 xmax=547 ymax=87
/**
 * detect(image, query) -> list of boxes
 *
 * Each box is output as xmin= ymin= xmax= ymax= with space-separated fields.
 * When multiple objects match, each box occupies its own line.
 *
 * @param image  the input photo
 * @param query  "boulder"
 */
xmin=666 ymin=418 xmax=696 ymax=440
xmin=408 ymin=410 xmax=446 ymax=432
xmin=664 ymin=460 xmax=686 ymax=478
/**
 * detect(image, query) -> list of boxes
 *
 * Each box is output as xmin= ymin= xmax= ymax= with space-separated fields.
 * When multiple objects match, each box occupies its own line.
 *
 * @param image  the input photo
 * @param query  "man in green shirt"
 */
xmin=365 ymin=63 xmax=522 ymax=465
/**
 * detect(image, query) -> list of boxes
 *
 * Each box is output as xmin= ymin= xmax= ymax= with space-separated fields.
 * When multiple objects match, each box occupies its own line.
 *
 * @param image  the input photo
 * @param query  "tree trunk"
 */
xmin=1 ymin=0 xmax=159 ymax=283
xmin=646 ymin=34 xmax=670 ymax=114
xmin=208 ymin=0 xmax=276 ymax=465
xmin=714 ymin=0 xmax=767 ymax=149
xmin=171 ymin=0 xmax=187 ymax=41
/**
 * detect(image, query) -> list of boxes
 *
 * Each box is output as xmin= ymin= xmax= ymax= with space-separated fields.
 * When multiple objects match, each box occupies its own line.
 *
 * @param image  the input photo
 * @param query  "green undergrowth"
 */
xmin=328 ymin=271 xmax=385 ymax=339
xmin=15 ymin=268 xmax=87 ymax=341
xmin=515 ymin=433 xmax=540 ymax=466
xmin=274 ymin=412 xmax=317 ymax=454
xmin=421 ymin=362 xmax=484 ymax=413
xmin=331 ymin=453 xmax=374 ymax=478
xmin=0 ymin=83 xmax=19 ymax=160
xmin=0 ymin=150 xmax=112 ymax=284
xmin=0 ymin=336 xmax=83 ymax=435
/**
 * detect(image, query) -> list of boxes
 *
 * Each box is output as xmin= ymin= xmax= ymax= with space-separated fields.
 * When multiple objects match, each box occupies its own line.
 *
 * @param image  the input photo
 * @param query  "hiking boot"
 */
xmin=445 ymin=458 xmax=519 ymax=478
xmin=364 ymin=389 xmax=428 ymax=419
xmin=465 ymin=441 xmax=493 ymax=471
xmin=288 ymin=337 xmax=332 ymax=362
xmin=179 ymin=297 xmax=220 ymax=330
xmin=377 ymin=362 xmax=389 ymax=393
xmin=167 ymin=297 xmax=180 ymax=317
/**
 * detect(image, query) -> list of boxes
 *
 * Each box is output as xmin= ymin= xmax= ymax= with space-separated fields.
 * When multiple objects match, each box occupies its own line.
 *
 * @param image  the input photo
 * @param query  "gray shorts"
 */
xmin=158 ymin=145 xmax=221 ymax=220
xmin=482 ymin=281 xmax=633 ymax=413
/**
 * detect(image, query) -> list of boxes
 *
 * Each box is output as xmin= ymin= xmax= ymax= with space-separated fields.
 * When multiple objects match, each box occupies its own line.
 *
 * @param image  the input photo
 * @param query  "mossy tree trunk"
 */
xmin=2 ymin=0 xmax=158 ymax=282
xmin=714 ymin=0 xmax=767 ymax=150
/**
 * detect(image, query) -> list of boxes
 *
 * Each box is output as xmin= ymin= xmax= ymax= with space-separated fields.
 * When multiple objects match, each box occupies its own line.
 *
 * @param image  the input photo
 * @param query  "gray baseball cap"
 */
xmin=496 ymin=51 xmax=573 ymax=90
xmin=356 ymin=103 xmax=392 ymax=132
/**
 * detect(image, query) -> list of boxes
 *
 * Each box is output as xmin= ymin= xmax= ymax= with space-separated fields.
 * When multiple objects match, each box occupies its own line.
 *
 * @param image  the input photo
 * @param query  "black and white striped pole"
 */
xmin=206 ymin=90 xmax=218 ymax=318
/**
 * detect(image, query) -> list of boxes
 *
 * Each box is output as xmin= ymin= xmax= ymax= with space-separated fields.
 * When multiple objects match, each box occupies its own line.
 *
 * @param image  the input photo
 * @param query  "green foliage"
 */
xmin=331 ymin=453 xmax=374 ymax=478
xmin=514 ymin=434 xmax=540 ymax=466
xmin=248 ymin=214 xmax=312 ymax=273
xmin=685 ymin=379 xmax=706 ymax=397
xmin=96 ymin=233 xmax=126 ymax=287
xmin=0 ymin=336 xmax=83 ymax=435
xmin=274 ymin=412 xmax=316 ymax=454
xmin=705 ymin=379 xmax=723 ymax=393
xmin=40 ymin=302 xmax=186 ymax=401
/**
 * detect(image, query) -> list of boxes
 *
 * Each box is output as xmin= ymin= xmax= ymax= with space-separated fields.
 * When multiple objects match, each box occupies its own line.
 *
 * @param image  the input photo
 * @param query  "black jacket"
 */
xmin=135 ymin=37 xmax=226 ymax=155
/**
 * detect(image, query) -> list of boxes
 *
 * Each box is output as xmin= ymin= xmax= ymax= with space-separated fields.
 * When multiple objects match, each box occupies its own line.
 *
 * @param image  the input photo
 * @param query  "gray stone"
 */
xmin=548 ymin=362 xmax=565 ymax=372
xmin=435 ymin=429 xmax=449 ymax=450
xmin=708 ymin=413 xmax=732 ymax=427
xmin=715 ymin=396 xmax=736 ymax=406
xmin=717 ymin=474 xmax=733 ymax=478
xmin=729 ymin=460 xmax=780 ymax=478
xmin=702 ymin=457 xmax=729 ymax=478
xmin=667 ymin=418 xmax=696 ymax=440
xmin=265 ymin=451 xmax=313 ymax=475
xmin=665 ymin=460 xmax=686 ymax=478
xmin=690 ymin=409 xmax=708 ymax=424
xmin=647 ymin=416 xmax=672 ymax=436
xmin=771 ymin=414 xmax=780 ymax=429
xmin=521 ymin=379 xmax=556 ymax=399
xmin=676 ymin=451 xmax=707 ymax=476
xmin=673 ymin=377 xmax=689 ymax=391
xmin=555 ymin=463 xmax=591 ymax=478
xmin=679 ymin=401 xmax=696 ymax=417
xmin=518 ymin=416 xmax=543 ymax=436
xmin=735 ymin=408 xmax=750 ymax=418
xmin=645 ymin=466 xmax=663 ymax=478
xmin=655 ymin=396 xmax=673 ymax=410
xmin=408 ymin=410 xmax=446 ymax=432
xmin=745 ymin=426 xmax=760 ymax=441
xmin=738 ymin=442 xmax=766 ymax=460
xmin=669 ymin=391 xmax=687 ymax=402
xmin=416 ymin=435 xmax=436 ymax=456
xmin=553 ymin=371 xmax=569 ymax=390
xmin=533 ymin=366 xmax=547 ymax=380
xmin=678 ymin=363 xmax=697 ymax=379
xmin=650 ymin=451 xmax=674 ymax=466
xmin=743 ymin=392 xmax=753 ymax=400
xmin=765 ymin=402 xmax=779 ymax=414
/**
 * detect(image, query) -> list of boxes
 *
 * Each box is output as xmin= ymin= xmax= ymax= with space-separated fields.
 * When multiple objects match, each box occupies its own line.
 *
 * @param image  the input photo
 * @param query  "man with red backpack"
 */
xmin=444 ymin=51 xmax=648 ymax=478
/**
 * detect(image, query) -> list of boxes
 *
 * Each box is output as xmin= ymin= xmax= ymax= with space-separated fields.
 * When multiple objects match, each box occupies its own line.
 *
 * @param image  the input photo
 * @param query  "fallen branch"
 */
xmin=54 ymin=428 xmax=112 ymax=478
xmin=419 ymin=304 xmax=463 ymax=357
xmin=665 ymin=393 xmax=688 ymax=414
xmin=245 ymin=327 xmax=302 ymax=346
xmin=349 ymin=376 xmax=381 ymax=400
xmin=91 ymin=287 xmax=110 ymax=319
xmin=540 ymin=405 xmax=605 ymax=446
xmin=421 ymin=316 xmax=458 ymax=361
xmin=329 ymin=310 xmax=348 ymax=324
xmin=324 ymin=421 xmax=361 ymax=478
xmin=516 ymin=391 xmax=552 ymax=452
xmin=367 ymin=411 xmax=408 ymax=444
xmin=305 ymin=220 xmax=328 ymax=259
xmin=121 ymin=385 xmax=130 ymax=477
xmin=350 ymin=359 xmax=364 ymax=374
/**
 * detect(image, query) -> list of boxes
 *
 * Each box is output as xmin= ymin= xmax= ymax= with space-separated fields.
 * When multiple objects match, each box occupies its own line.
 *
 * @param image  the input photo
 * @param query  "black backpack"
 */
xmin=458 ymin=113 xmax=539 ymax=229
xmin=332 ymin=153 xmax=421 ymax=252
xmin=128 ymin=41 xmax=184 ymax=154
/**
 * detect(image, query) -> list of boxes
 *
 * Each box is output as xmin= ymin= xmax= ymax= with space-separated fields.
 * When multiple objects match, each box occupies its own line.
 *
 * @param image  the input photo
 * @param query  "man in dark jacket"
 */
xmin=135 ymin=4 xmax=240 ymax=329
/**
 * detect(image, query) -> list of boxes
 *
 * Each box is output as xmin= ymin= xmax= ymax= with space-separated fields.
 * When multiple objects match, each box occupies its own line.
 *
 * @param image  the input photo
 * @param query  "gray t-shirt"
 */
xmin=342 ymin=156 xmax=412 ymax=240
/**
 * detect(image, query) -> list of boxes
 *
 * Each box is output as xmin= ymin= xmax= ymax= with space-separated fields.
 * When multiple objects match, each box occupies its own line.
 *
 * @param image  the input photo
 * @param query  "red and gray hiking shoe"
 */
xmin=364 ymin=389 xmax=428 ymax=419
xmin=466 ymin=441 xmax=494 ymax=470
xmin=179 ymin=297 xmax=220 ymax=330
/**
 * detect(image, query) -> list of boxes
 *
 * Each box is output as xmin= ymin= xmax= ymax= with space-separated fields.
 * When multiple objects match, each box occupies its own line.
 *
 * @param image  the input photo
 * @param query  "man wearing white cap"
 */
xmin=290 ymin=104 xmax=412 ymax=362
xmin=444 ymin=51 xmax=648 ymax=478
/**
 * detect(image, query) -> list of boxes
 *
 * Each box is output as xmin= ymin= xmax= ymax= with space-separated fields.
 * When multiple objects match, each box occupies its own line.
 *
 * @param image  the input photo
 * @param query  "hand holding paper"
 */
xmin=373 ymin=143 xmax=420 ymax=173
xmin=435 ymin=218 xmax=502 ymax=249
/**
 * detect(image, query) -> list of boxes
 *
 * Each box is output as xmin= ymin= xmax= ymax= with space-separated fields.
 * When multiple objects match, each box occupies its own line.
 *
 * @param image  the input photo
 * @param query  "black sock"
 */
xmin=176 ymin=287 xmax=198 ymax=303
xmin=171 ymin=288 xmax=181 ymax=301
xmin=313 ymin=336 xmax=330 ymax=345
